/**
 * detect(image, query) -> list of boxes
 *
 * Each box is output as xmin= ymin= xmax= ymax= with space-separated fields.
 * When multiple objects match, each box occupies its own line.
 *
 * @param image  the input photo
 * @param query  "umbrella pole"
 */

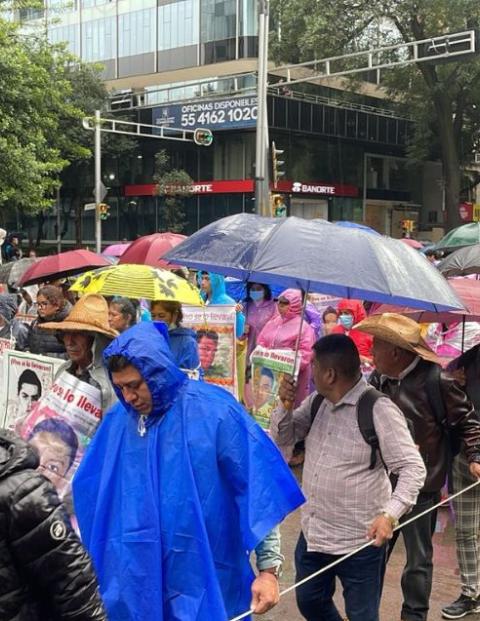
xmin=461 ymin=316 xmax=466 ymax=353
xmin=292 ymin=287 xmax=309 ymax=379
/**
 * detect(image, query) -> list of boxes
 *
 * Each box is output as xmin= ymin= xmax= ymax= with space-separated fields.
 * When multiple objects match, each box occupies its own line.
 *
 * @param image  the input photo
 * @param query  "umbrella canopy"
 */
xmin=0 ymin=258 xmax=37 ymax=287
xmin=438 ymin=244 xmax=480 ymax=278
xmin=334 ymin=221 xmax=380 ymax=235
xmin=18 ymin=250 xmax=110 ymax=287
xmin=70 ymin=264 xmax=203 ymax=305
xmin=370 ymin=278 xmax=480 ymax=324
xmin=400 ymin=238 xmax=423 ymax=250
xmin=165 ymin=213 xmax=463 ymax=312
xmin=433 ymin=222 xmax=480 ymax=252
xmin=118 ymin=232 xmax=187 ymax=268
xmin=102 ymin=243 xmax=131 ymax=257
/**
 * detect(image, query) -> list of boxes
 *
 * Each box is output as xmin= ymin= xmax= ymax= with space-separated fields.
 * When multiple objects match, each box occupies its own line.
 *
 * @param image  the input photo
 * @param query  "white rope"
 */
xmin=229 ymin=478 xmax=480 ymax=621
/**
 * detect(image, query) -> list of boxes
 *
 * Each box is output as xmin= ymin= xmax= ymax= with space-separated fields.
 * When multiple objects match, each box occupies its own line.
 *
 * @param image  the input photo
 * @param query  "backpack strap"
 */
xmin=357 ymin=387 xmax=384 ymax=470
xmin=310 ymin=392 xmax=325 ymax=423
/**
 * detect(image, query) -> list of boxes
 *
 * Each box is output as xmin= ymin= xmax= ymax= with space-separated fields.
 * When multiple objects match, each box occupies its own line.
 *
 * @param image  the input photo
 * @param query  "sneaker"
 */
xmin=442 ymin=594 xmax=480 ymax=619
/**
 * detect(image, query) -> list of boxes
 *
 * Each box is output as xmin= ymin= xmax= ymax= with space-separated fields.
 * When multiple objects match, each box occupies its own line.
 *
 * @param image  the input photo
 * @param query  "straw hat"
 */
xmin=355 ymin=313 xmax=440 ymax=364
xmin=40 ymin=293 xmax=118 ymax=339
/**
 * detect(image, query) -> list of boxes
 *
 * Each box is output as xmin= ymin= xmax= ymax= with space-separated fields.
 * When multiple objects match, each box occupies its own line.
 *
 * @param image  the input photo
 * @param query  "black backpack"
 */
xmin=309 ymin=387 xmax=385 ymax=470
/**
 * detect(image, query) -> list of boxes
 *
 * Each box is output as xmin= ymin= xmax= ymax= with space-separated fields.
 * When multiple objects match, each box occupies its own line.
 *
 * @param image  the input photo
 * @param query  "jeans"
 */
xmin=295 ymin=532 xmax=386 ymax=621
xmin=387 ymin=491 xmax=440 ymax=621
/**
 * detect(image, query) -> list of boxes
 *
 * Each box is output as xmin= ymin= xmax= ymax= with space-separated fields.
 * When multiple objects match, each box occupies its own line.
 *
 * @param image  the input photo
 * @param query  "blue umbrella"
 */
xmin=334 ymin=221 xmax=380 ymax=235
xmin=165 ymin=214 xmax=463 ymax=311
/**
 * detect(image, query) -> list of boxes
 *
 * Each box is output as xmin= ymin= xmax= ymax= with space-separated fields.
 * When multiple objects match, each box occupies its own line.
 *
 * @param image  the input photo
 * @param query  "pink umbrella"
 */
xmin=400 ymin=238 xmax=423 ymax=250
xmin=102 ymin=243 xmax=131 ymax=257
xmin=19 ymin=250 xmax=110 ymax=286
xmin=370 ymin=278 xmax=476 ymax=324
xmin=118 ymin=233 xmax=187 ymax=269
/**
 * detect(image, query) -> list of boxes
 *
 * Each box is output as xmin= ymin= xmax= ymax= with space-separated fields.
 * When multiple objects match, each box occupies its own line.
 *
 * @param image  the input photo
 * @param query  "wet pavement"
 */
xmin=254 ymin=466 xmax=480 ymax=620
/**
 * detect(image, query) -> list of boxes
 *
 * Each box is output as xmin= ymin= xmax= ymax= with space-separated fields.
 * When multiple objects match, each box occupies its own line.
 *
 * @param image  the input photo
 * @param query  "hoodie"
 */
xmin=331 ymin=298 xmax=373 ymax=359
xmin=168 ymin=325 xmax=200 ymax=370
xmin=200 ymin=272 xmax=245 ymax=337
xmin=73 ymin=322 xmax=304 ymax=621
xmin=0 ymin=294 xmax=28 ymax=351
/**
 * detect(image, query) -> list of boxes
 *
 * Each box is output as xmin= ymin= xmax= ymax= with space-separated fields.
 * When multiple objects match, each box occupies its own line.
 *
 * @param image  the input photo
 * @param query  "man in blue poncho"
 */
xmin=73 ymin=322 xmax=304 ymax=621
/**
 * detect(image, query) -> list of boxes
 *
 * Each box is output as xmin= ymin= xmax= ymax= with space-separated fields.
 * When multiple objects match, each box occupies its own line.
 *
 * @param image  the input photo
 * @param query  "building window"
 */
xmin=82 ymin=16 xmax=116 ymax=61
xmin=158 ymin=0 xmax=199 ymax=51
xmin=119 ymin=8 xmax=155 ymax=57
xmin=201 ymin=0 xmax=236 ymax=43
xmin=48 ymin=24 xmax=80 ymax=55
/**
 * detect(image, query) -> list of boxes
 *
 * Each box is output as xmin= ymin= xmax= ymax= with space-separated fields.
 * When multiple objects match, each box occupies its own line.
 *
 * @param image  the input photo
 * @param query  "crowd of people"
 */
xmin=1 ymin=235 xmax=480 ymax=621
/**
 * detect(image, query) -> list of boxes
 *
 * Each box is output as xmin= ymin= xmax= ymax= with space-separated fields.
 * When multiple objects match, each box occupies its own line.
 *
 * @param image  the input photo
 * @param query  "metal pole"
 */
xmin=254 ymin=0 xmax=270 ymax=216
xmin=56 ymin=186 xmax=61 ymax=254
xmin=94 ymin=109 xmax=102 ymax=253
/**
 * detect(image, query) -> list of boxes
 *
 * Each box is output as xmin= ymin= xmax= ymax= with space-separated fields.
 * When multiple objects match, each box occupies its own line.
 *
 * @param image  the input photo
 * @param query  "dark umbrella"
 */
xmin=438 ymin=244 xmax=480 ymax=278
xmin=0 ymin=258 xmax=37 ymax=287
xmin=118 ymin=233 xmax=187 ymax=268
xmin=165 ymin=213 xmax=463 ymax=311
xmin=18 ymin=249 xmax=110 ymax=287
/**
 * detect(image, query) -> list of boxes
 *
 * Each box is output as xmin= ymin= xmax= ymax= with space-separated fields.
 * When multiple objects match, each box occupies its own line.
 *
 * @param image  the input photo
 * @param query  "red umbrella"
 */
xmin=399 ymin=238 xmax=423 ymax=250
xmin=102 ymin=243 xmax=131 ymax=257
xmin=370 ymin=278 xmax=478 ymax=324
xmin=118 ymin=233 xmax=187 ymax=269
xmin=19 ymin=249 xmax=110 ymax=286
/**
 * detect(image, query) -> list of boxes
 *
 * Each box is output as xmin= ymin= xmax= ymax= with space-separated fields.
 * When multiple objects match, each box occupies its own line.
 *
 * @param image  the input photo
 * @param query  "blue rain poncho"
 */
xmin=73 ymin=322 xmax=304 ymax=621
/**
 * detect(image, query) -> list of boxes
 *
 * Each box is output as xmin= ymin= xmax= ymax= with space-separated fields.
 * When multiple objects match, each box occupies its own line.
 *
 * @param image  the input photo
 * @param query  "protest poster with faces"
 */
xmin=182 ymin=305 xmax=237 ymax=397
xmin=1 ymin=350 xmax=62 ymax=430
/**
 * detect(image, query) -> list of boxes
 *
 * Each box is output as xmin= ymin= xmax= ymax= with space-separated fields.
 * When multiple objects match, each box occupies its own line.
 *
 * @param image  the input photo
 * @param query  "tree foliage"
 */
xmin=270 ymin=0 xmax=480 ymax=230
xmin=153 ymin=150 xmax=193 ymax=233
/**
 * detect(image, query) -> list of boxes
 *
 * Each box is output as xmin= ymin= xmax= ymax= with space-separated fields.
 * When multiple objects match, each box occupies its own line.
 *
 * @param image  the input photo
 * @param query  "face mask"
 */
xmin=339 ymin=314 xmax=354 ymax=330
xmin=250 ymin=290 xmax=264 ymax=302
xmin=167 ymin=322 xmax=177 ymax=331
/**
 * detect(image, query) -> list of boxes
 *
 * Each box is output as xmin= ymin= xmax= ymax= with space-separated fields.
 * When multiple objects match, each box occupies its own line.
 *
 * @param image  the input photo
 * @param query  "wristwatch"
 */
xmin=381 ymin=511 xmax=399 ymax=529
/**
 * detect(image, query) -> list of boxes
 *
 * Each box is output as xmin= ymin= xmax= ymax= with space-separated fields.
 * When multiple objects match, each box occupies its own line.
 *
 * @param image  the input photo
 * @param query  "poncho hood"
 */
xmin=103 ymin=321 xmax=187 ymax=419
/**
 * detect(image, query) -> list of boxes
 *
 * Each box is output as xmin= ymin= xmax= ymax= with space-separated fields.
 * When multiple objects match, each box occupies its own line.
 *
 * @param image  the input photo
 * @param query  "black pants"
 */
xmin=387 ymin=491 xmax=440 ymax=621
xmin=295 ymin=532 xmax=386 ymax=621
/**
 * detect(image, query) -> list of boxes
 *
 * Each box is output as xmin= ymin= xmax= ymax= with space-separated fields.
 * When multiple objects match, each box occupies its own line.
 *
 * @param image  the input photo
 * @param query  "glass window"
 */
xmin=119 ymin=8 xmax=155 ymax=57
xmin=201 ymin=0 xmax=236 ymax=43
xmin=82 ymin=16 xmax=116 ymax=61
xmin=48 ymin=24 xmax=80 ymax=55
xmin=158 ymin=0 xmax=199 ymax=51
xmin=81 ymin=0 xmax=109 ymax=7
xmin=239 ymin=0 xmax=256 ymax=36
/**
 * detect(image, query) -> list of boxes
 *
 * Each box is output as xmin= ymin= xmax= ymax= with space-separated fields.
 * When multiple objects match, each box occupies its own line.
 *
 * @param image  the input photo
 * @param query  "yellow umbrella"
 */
xmin=70 ymin=264 xmax=203 ymax=306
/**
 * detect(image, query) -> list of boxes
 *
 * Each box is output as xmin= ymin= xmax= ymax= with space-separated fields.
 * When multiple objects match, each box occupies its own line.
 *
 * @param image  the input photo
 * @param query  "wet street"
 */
xmin=255 ymin=466 xmax=480 ymax=621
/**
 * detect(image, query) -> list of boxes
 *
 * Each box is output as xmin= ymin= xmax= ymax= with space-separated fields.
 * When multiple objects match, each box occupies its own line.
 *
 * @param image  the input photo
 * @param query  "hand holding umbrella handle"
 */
xmin=279 ymin=374 xmax=297 ymax=411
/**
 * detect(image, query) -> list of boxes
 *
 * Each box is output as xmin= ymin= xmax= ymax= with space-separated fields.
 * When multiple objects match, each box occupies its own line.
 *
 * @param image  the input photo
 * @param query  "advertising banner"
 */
xmin=153 ymin=95 xmax=257 ymax=131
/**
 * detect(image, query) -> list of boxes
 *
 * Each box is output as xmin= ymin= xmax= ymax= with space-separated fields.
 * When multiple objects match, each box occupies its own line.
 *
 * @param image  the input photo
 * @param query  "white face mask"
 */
xmin=168 ymin=323 xmax=177 ymax=331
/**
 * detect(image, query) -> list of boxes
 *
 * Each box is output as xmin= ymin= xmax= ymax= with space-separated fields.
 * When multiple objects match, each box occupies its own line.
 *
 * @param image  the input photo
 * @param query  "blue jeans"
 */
xmin=295 ymin=532 xmax=386 ymax=621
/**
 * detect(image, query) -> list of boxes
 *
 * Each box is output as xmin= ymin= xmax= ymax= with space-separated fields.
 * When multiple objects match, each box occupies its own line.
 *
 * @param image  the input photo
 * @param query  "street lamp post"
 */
xmin=94 ymin=109 xmax=102 ymax=254
xmin=254 ymin=0 xmax=270 ymax=216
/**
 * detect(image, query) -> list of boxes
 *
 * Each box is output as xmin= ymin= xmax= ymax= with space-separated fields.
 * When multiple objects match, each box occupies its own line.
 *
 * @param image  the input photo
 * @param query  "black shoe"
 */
xmin=442 ymin=594 xmax=480 ymax=619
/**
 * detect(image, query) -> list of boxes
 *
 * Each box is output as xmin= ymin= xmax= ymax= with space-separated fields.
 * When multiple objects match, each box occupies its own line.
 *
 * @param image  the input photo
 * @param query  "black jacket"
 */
xmin=0 ymin=430 xmax=106 ymax=621
xmin=27 ymin=302 xmax=71 ymax=358
xmin=370 ymin=359 xmax=480 ymax=491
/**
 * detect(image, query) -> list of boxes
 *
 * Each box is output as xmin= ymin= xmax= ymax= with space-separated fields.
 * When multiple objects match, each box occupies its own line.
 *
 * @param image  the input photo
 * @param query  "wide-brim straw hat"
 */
xmin=40 ymin=293 xmax=118 ymax=339
xmin=355 ymin=312 xmax=440 ymax=364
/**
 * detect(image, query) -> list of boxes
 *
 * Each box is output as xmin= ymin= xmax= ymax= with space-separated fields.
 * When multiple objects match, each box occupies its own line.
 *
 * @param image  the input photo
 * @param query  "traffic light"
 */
xmin=271 ymin=141 xmax=285 ymax=188
xmin=193 ymin=128 xmax=213 ymax=146
xmin=271 ymin=194 xmax=287 ymax=217
xmin=98 ymin=203 xmax=110 ymax=220
xmin=400 ymin=219 xmax=416 ymax=236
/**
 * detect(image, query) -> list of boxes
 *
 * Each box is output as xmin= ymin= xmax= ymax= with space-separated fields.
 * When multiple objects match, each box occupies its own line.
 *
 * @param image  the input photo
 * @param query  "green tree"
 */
xmin=270 ymin=0 xmax=480 ymax=231
xmin=153 ymin=150 xmax=193 ymax=233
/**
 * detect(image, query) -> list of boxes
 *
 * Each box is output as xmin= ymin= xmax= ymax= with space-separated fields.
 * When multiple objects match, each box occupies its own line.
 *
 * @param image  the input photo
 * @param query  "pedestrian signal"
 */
xmin=272 ymin=194 xmax=287 ymax=217
xmin=98 ymin=203 xmax=110 ymax=220
xmin=193 ymin=128 xmax=213 ymax=146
